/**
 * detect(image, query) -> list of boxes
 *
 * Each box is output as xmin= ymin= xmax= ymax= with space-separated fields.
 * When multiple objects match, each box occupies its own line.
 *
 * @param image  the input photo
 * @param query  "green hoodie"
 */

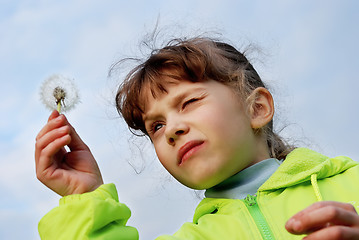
xmin=39 ymin=148 xmax=359 ymax=239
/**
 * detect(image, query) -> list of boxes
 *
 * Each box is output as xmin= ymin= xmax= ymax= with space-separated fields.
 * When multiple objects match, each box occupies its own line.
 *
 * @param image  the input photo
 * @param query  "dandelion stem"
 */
xmin=57 ymin=102 xmax=62 ymax=113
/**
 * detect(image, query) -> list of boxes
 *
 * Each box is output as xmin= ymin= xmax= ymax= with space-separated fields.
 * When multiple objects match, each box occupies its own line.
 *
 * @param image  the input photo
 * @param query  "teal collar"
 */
xmin=205 ymin=158 xmax=281 ymax=199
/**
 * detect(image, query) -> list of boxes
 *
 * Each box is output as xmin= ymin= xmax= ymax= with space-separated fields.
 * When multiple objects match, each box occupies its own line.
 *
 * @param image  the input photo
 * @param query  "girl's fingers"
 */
xmin=36 ymin=134 xmax=71 ymax=177
xmin=35 ymin=113 xmax=89 ymax=172
xmin=36 ymin=114 xmax=66 ymax=141
xmin=36 ymin=124 xmax=70 ymax=151
xmin=48 ymin=110 xmax=59 ymax=121
xmin=288 ymin=201 xmax=356 ymax=225
xmin=47 ymin=113 xmax=88 ymax=152
xmin=296 ymin=201 xmax=356 ymax=217
xmin=37 ymin=125 xmax=70 ymax=148
xmin=35 ymin=125 xmax=70 ymax=167
xmin=286 ymin=201 xmax=359 ymax=235
xmin=303 ymin=226 xmax=359 ymax=240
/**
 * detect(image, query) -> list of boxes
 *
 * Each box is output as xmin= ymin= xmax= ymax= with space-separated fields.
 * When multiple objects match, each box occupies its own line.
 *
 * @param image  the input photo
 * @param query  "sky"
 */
xmin=1 ymin=0 xmax=359 ymax=239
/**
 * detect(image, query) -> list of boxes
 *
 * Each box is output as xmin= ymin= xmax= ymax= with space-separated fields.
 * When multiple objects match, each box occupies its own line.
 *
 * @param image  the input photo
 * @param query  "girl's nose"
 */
xmin=165 ymin=120 xmax=189 ymax=145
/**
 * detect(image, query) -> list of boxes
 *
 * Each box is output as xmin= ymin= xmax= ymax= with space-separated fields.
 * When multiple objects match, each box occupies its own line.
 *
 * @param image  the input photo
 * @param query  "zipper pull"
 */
xmin=244 ymin=194 xmax=257 ymax=206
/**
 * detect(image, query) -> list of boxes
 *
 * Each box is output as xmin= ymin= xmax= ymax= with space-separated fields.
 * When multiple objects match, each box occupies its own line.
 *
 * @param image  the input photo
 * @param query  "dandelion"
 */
xmin=40 ymin=74 xmax=80 ymax=113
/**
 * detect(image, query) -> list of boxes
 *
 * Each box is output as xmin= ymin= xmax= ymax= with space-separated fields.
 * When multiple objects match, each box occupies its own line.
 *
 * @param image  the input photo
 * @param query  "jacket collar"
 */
xmin=193 ymin=148 xmax=357 ymax=224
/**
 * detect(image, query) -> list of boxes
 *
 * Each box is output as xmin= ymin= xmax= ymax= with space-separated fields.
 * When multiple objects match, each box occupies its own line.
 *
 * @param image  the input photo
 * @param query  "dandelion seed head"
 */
xmin=40 ymin=74 xmax=80 ymax=112
xmin=53 ymin=87 xmax=66 ymax=103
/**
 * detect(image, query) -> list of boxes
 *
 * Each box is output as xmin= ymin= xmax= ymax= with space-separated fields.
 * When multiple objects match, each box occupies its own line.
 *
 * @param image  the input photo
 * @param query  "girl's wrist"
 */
xmin=60 ymin=183 xmax=118 ymax=205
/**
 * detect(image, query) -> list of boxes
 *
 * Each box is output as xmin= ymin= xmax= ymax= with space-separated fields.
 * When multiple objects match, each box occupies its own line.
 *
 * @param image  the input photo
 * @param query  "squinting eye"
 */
xmin=182 ymin=98 xmax=199 ymax=109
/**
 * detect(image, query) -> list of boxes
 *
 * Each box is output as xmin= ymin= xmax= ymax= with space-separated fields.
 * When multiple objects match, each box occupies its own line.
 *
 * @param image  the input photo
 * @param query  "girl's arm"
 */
xmin=35 ymin=111 xmax=139 ymax=239
xmin=35 ymin=110 xmax=103 ymax=196
xmin=286 ymin=201 xmax=359 ymax=239
xmin=38 ymin=183 xmax=139 ymax=240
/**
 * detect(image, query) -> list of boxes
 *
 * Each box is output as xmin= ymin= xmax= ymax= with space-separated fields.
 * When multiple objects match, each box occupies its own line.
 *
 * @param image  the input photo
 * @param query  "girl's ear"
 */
xmin=248 ymin=87 xmax=274 ymax=129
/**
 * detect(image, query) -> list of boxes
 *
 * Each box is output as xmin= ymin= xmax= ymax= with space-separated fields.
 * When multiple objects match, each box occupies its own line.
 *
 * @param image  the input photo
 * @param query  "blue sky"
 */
xmin=1 ymin=0 xmax=359 ymax=239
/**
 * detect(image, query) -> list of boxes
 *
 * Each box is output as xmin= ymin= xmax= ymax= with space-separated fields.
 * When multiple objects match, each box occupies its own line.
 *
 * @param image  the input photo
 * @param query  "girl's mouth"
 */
xmin=177 ymin=140 xmax=205 ymax=165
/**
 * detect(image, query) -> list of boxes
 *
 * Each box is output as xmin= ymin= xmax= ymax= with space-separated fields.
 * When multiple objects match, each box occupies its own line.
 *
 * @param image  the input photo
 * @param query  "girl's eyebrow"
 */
xmin=143 ymin=87 xmax=206 ymax=123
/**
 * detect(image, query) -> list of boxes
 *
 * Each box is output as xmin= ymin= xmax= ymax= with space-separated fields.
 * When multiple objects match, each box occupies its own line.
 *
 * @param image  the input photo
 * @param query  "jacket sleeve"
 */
xmin=38 ymin=183 xmax=139 ymax=240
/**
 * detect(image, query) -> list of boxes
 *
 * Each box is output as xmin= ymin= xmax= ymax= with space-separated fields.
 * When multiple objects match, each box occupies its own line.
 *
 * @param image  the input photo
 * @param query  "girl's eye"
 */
xmin=182 ymin=98 xmax=199 ymax=109
xmin=151 ymin=122 xmax=164 ymax=133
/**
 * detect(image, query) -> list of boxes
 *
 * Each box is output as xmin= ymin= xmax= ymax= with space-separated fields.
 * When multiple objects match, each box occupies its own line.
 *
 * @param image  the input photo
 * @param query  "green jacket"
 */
xmin=39 ymin=148 xmax=359 ymax=239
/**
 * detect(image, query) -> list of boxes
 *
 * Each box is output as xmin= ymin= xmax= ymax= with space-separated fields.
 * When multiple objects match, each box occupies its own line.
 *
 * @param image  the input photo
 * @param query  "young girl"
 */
xmin=35 ymin=37 xmax=359 ymax=239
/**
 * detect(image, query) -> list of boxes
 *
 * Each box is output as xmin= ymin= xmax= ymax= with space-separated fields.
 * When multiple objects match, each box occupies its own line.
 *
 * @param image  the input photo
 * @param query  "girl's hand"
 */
xmin=35 ymin=110 xmax=104 ymax=196
xmin=285 ymin=201 xmax=359 ymax=239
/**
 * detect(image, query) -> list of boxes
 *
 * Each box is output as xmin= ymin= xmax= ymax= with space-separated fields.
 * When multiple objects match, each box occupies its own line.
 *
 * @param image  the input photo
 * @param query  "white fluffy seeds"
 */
xmin=40 ymin=74 xmax=80 ymax=112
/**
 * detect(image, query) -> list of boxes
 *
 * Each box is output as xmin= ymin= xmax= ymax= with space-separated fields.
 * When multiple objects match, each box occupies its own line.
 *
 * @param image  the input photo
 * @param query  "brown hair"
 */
xmin=115 ymin=37 xmax=294 ymax=159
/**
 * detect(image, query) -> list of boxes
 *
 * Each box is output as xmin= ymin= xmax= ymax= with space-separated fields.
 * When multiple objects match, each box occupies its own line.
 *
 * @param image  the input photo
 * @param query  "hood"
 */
xmin=259 ymin=148 xmax=357 ymax=191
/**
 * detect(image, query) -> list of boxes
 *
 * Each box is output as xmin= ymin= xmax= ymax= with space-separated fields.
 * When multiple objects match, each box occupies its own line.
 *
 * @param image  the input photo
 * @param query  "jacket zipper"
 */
xmin=243 ymin=194 xmax=274 ymax=240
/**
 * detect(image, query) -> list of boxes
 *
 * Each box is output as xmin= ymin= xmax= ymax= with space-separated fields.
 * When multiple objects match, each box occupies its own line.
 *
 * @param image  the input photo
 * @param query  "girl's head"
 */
xmin=115 ymin=37 xmax=293 ymax=189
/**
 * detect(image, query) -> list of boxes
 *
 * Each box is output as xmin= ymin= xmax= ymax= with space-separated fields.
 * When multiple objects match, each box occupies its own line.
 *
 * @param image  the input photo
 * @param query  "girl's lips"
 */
xmin=177 ymin=140 xmax=205 ymax=165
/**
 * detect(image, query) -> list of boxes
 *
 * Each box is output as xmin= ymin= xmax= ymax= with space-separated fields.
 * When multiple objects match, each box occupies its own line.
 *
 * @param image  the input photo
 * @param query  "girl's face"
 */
xmin=143 ymin=78 xmax=269 ymax=189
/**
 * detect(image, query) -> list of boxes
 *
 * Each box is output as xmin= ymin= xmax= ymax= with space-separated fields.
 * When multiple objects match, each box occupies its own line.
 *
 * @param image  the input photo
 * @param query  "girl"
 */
xmin=35 ymin=37 xmax=359 ymax=239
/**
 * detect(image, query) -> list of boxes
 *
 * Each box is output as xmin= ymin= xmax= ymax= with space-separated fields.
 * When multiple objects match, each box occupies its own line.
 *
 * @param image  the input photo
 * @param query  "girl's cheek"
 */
xmin=154 ymin=142 xmax=168 ymax=164
xmin=197 ymin=110 xmax=223 ymax=132
xmin=191 ymin=108 xmax=218 ymax=128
